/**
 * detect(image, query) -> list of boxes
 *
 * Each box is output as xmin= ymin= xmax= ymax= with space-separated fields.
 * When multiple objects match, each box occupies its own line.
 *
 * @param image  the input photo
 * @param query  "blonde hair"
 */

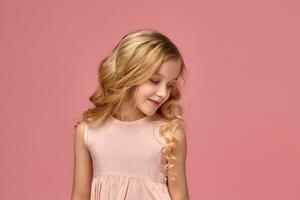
xmin=75 ymin=28 xmax=187 ymax=181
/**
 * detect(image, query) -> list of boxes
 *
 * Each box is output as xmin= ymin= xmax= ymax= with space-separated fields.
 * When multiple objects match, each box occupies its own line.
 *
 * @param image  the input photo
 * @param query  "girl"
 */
xmin=71 ymin=28 xmax=189 ymax=200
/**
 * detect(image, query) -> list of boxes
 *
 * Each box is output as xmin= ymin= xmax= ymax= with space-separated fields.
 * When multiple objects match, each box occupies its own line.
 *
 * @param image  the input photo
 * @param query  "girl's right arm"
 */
xmin=71 ymin=121 xmax=93 ymax=200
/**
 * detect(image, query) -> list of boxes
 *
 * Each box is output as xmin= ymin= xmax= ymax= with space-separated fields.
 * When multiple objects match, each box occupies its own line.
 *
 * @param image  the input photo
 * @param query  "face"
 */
xmin=133 ymin=58 xmax=181 ymax=117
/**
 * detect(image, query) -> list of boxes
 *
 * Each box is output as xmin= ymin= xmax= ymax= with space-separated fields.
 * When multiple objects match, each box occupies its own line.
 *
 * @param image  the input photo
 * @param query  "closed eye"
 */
xmin=150 ymin=79 xmax=159 ymax=84
xmin=150 ymin=79 xmax=174 ymax=88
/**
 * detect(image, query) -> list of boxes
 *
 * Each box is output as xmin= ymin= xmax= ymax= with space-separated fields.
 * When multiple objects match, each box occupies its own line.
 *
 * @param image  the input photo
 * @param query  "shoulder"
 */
xmin=173 ymin=125 xmax=187 ymax=153
xmin=173 ymin=125 xmax=186 ymax=142
xmin=74 ymin=120 xmax=86 ymax=132
xmin=73 ymin=120 xmax=91 ymax=149
xmin=73 ymin=120 xmax=88 ymax=139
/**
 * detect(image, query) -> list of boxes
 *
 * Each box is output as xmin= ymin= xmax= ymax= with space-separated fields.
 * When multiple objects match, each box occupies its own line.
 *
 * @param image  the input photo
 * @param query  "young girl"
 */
xmin=71 ymin=29 xmax=189 ymax=200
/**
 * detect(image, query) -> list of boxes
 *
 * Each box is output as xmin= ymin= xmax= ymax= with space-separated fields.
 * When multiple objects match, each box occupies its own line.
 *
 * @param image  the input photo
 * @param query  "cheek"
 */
xmin=137 ymin=84 xmax=156 ymax=97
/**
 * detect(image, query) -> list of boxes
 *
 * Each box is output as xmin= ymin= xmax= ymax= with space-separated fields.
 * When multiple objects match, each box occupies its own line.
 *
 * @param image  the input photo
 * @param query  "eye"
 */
xmin=150 ymin=79 xmax=174 ymax=89
xmin=150 ymin=79 xmax=160 ymax=84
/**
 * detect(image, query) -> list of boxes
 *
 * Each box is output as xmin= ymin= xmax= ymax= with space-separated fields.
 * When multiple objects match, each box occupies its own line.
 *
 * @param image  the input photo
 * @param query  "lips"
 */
xmin=148 ymin=98 xmax=162 ymax=106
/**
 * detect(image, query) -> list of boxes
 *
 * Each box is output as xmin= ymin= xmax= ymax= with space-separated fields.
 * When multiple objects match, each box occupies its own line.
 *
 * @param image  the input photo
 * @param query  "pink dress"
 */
xmin=84 ymin=115 xmax=172 ymax=200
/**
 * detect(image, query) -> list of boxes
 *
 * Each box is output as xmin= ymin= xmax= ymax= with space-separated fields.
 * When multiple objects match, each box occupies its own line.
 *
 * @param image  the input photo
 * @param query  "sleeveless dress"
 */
xmin=83 ymin=115 xmax=172 ymax=200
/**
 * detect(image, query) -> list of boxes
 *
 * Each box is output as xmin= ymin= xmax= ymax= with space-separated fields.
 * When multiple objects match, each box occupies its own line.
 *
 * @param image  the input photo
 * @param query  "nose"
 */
xmin=156 ymin=84 xmax=168 ymax=99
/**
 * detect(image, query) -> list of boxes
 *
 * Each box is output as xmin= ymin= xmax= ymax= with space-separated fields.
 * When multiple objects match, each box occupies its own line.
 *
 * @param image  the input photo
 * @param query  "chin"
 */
xmin=139 ymin=106 xmax=156 ymax=116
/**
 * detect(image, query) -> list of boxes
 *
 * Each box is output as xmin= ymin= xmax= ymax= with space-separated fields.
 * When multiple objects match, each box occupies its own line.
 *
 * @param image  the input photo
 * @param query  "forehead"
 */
xmin=153 ymin=58 xmax=181 ymax=80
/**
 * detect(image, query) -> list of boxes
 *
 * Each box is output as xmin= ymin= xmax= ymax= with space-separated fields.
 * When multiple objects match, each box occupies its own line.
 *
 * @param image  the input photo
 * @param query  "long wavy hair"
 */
xmin=75 ymin=28 xmax=187 ymax=182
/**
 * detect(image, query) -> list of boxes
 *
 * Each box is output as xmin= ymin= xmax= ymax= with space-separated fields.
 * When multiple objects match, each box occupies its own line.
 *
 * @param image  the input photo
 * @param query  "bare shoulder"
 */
xmin=172 ymin=125 xmax=188 ymax=155
xmin=167 ymin=125 xmax=189 ymax=199
xmin=74 ymin=120 xmax=86 ymax=134
xmin=71 ymin=120 xmax=93 ymax=198
xmin=73 ymin=120 xmax=88 ymax=145
xmin=173 ymin=124 xmax=187 ymax=141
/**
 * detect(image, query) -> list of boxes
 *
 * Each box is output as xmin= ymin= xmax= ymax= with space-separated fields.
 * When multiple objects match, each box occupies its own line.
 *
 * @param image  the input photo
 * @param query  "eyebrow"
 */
xmin=154 ymin=72 xmax=179 ymax=80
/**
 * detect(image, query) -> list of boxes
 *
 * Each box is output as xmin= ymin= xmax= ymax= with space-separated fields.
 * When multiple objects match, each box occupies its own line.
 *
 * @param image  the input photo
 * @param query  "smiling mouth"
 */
xmin=148 ymin=99 xmax=160 ymax=106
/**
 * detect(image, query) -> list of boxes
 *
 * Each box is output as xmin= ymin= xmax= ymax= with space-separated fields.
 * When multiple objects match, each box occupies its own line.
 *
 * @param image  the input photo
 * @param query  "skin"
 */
xmin=115 ymin=58 xmax=181 ymax=121
xmin=71 ymin=122 xmax=93 ymax=200
xmin=71 ymin=58 xmax=189 ymax=200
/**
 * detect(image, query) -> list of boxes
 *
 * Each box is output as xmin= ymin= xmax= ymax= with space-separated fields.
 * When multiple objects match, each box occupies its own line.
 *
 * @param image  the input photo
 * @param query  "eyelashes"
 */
xmin=150 ymin=79 xmax=174 ymax=88
xmin=150 ymin=79 xmax=159 ymax=84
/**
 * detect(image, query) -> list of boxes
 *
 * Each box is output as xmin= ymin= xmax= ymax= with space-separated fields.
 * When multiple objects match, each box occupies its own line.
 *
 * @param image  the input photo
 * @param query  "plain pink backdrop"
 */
xmin=1 ymin=0 xmax=299 ymax=199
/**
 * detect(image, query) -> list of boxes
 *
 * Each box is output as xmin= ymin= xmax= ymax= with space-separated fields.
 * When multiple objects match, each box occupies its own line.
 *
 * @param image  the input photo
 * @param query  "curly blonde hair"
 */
xmin=75 ymin=28 xmax=187 ymax=182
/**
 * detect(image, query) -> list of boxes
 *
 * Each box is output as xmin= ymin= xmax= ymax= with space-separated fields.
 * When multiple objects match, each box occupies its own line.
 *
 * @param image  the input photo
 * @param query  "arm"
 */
xmin=71 ymin=121 xmax=93 ymax=200
xmin=167 ymin=126 xmax=190 ymax=200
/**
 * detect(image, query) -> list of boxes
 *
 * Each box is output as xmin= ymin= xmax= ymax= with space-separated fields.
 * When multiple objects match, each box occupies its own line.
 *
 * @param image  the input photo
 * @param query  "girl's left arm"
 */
xmin=167 ymin=126 xmax=190 ymax=200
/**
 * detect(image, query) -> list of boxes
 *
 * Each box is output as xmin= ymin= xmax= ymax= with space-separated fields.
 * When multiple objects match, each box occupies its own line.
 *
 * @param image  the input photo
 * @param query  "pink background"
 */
xmin=1 ymin=0 xmax=299 ymax=199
